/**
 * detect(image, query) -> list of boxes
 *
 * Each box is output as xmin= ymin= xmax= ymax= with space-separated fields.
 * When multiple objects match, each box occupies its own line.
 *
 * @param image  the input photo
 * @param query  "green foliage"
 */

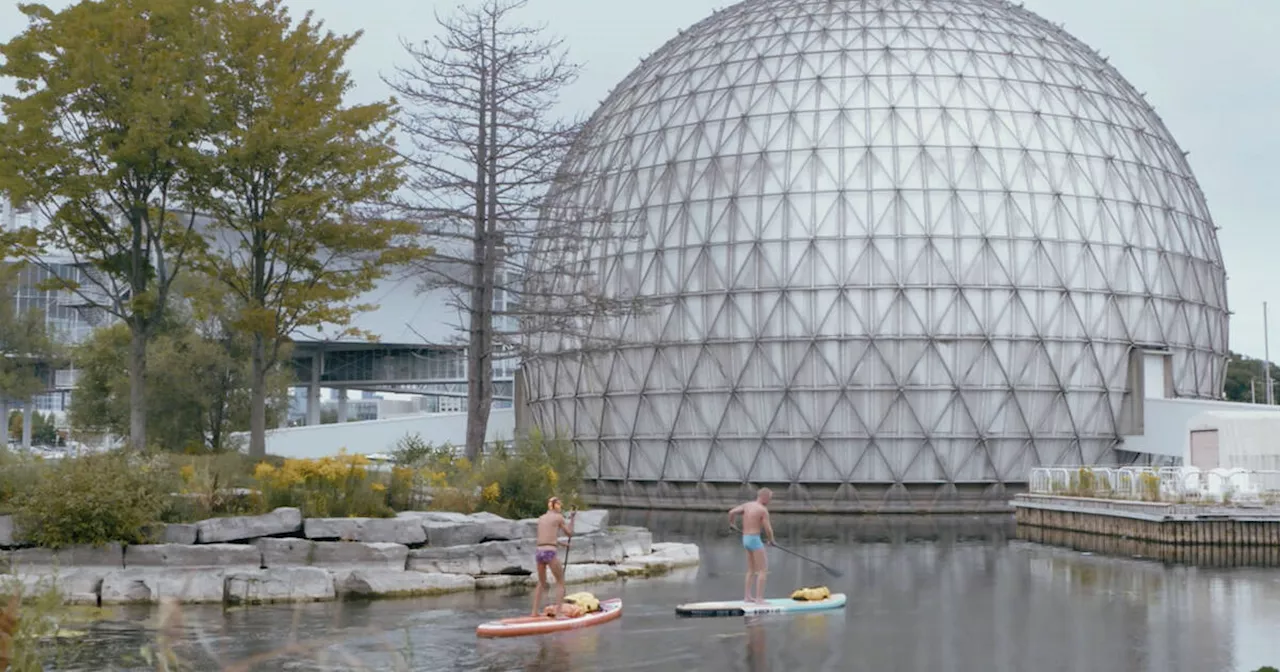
xmin=0 ymin=264 xmax=60 ymax=404
xmin=413 ymin=430 xmax=587 ymax=520
xmin=0 ymin=0 xmax=227 ymax=452
xmin=13 ymin=452 xmax=171 ymax=548
xmin=252 ymin=453 xmax=394 ymax=518
xmin=7 ymin=411 xmax=59 ymax=447
xmin=193 ymin=0 xmax=426 ymax=458
xmin=67 ymin=310 xmax=288 ymax=452
xmin=1224 ymin=351 xmax=1280 ymax=402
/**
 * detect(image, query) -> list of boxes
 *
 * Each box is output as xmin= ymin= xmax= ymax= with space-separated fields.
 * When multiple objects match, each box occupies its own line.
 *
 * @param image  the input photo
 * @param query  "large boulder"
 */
xmin=100 ymin=568 xmax=227 ymax=605
xmin=523 ymin=563 xmax=617 ymax=586
xmin=0 ymin=569 xmax=109 ymax=606
xmin=407 ymin=538 xmax=539 ymax=576
xmin=225 ymin=568 xmax=335 ymax=604
xmin=477 ymin=539 xmax=537 ymax=575
xmin=9 ymin=543 xmax=124 ymax=572
xmin=467 ymin=512 xmax=522 ymax=541
xmin=570 ymin=510 xmax=609 ymax=535
xmin=407 ymin=546 xmax=482 ymax=576
xmin=562 ymin=533 xmax=623 ymax=565
xmin=303 ymin=518 xmax=427 ymax=546
xmin=609 ymin=526 xmax=653 ymax=558
xmin=255 ymin=538 xmax=408 ymax=570
xmin=256 ymin=538 xmax=312 ymax=567
xmin=395 ymin=511 xmax=469 ymax=523
xmin=195 ymin=507 xmax=302 ymax=543
xmin=647 ymin=542 xmax=701 ymax=568
xmin=125 ymin=544 xmax=261 ymax=569
xmin=311 ymin=542 xmax=408 ymax=570
xmin=333 ymin=569 xmax=474 ymax=598
xmin=422 ymin=520 xmax=486 ymax=547
xmin=475 ymin=575 xmax=525 ymax=590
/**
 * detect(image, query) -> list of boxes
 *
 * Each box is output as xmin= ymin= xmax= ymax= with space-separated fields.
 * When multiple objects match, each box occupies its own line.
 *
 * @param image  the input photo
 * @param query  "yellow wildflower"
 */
xmin=482 ymin=482 xmax=501 ymax=502
xmin=372 ymin=482 xmax=386 ymax=493
xmin=179 ymin=464 xmax=196 ymax=484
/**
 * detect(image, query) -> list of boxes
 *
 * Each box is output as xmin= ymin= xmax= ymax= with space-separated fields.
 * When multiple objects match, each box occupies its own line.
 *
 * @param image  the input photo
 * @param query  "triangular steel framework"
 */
xmin=521 ymin=0 xmax=1229 ymax=495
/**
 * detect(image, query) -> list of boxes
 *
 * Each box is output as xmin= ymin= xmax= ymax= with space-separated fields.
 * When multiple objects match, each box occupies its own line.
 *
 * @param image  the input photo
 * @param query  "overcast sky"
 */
xmin=2 ymin=0 xmax=1277 ymax=358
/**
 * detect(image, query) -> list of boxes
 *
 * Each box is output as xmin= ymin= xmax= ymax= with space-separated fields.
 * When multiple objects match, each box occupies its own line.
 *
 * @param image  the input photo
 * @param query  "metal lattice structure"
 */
xmin=521 ymin=0 xmax=1229 ymax=506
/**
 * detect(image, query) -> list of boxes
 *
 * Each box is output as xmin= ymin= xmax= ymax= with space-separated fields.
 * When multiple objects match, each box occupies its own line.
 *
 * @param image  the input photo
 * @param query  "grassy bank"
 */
xmin=0 ymin=429 xmax=584 ymax=549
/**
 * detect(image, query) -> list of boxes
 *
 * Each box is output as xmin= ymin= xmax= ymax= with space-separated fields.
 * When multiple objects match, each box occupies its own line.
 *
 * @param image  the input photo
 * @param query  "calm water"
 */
xmin=48 ymin=512 xmax=1280 ymax=672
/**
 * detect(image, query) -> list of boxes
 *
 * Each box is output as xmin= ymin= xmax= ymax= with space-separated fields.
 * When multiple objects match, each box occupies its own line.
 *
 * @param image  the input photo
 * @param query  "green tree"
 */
xmin=68 ymin=305 xmax=286 ymax=452
xmin=0 ymin=0 xmax=221 ymax=452
xmin=196 ymin=0 xmax=424 ymax=458
xmin=0 ymin=263 xmax=59 ymax=448
xmin=1222 ymin=350 xmax=1278 ymax=403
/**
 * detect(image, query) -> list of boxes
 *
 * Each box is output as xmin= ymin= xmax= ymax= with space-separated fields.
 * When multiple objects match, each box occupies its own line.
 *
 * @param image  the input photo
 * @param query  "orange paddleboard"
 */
xmin=475 ymin=598 xmax=623 ymax=638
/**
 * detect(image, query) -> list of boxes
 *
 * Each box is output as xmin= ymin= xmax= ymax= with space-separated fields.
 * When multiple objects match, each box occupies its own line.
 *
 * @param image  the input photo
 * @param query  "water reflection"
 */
xmin=48 ymin=511 xmax=1280 ymax=672
xmin=1019 ymin=525 xmax=1280 ymax=568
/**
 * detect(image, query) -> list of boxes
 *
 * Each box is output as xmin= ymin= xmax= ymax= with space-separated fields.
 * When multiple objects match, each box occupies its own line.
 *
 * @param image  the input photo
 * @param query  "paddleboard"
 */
xmin=476 ymin=597 xmax=623 ymax=638
xmin=675 ymin=593 xmax=847 ymax=617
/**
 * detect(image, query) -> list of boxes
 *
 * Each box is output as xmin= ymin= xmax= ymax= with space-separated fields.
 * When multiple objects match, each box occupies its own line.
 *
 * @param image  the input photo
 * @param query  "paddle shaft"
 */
xmin=563 ymin=509 xmax=577 ymax=569
xmin=730 ymin=524 xmax=843 ymax=578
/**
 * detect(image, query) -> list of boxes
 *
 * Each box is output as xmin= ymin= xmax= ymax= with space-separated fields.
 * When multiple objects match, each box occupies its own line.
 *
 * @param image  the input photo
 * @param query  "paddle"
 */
xmin=731 ymin=524 xmax=843 ymax=578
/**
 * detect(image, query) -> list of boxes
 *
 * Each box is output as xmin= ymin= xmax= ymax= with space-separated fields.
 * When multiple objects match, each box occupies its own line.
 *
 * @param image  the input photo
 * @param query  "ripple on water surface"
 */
xmin=48 ymin=512 xmax=1280 ymax=672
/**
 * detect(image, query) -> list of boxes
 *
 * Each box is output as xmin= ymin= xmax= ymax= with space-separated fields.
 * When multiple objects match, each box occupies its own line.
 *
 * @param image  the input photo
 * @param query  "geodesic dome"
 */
xmin=521 ymin=0 xmax=1229 ymax=501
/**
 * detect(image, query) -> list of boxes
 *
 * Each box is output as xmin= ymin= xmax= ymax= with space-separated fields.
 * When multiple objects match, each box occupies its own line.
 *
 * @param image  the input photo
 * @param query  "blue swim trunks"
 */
xmin=742 ymin=534 xmax=764 ymax=551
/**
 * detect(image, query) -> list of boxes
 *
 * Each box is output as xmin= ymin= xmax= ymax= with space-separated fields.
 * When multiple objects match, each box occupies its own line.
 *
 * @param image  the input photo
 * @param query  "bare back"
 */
xmin=738 ymin=501 xmax=768 ymax=534
xmin=535 ymin=511 xmax=565 ymax=548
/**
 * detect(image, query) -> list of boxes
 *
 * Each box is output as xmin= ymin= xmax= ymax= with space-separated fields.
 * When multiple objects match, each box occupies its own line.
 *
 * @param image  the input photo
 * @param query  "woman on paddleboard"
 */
xmin=531 ymin=496 xmax=576 ymax=617
xmin=728 ymin=488 xmax=774 ymax=603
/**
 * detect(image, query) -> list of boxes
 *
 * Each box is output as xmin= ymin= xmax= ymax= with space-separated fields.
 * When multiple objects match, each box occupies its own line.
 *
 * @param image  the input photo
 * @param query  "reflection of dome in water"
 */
xmin=522 ymin=0 xmax=1229 ymax=501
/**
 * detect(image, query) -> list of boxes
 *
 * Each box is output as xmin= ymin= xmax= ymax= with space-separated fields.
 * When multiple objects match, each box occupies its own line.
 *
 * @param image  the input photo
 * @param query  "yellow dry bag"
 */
xmin=563 ymin=591 xmax=601 ymax=612
xmin=790 ymin=585 xmax=831 ymax=601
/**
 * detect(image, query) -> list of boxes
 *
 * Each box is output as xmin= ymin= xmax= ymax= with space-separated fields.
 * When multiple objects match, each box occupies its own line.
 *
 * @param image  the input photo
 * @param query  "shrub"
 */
xmin=14 ymin=452 xmax=170 ymax=548
xmin=252 ymin=451 xmax=393 ymax=518
xmin=445 ymin=429 xmax=587 ymax=520
xmin=160 ymin=452 xmax=270 ymax=522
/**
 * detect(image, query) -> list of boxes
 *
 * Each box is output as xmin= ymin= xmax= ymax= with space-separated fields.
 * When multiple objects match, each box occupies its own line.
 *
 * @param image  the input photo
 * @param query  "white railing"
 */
xmin=1028 ymin=466 xmax=1280 ymax=505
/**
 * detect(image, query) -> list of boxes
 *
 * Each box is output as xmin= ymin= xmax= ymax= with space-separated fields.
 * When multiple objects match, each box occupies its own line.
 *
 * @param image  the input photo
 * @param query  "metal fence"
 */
xmin=1028 ymin=466 xmax=1280 ymax=505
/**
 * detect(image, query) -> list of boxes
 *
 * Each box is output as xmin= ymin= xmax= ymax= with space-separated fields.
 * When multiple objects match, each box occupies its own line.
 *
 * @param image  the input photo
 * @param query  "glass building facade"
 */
xmin=522 ymin=0 xmax=1229 ymax=496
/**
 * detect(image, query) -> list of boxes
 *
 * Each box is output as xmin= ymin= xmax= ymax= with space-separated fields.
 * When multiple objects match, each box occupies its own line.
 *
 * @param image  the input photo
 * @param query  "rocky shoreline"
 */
xmin=0 ymin=508 xmax=700 ymax=606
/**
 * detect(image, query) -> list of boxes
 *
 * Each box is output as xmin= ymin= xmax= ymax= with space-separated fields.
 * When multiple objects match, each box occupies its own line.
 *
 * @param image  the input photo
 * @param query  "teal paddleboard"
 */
xmin=675 ymin=593 xmax=847 ymax=617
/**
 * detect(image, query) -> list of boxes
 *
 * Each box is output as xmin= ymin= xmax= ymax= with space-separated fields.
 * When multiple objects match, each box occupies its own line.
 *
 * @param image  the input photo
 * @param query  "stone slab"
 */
xmin=475 ymin=575 xmax=525 ymax=590
xmin=333 ymin=569 xmax=474 ymax=598
xmin=100 ymin=568 xmax=227 ymax=605
xmin=422 ymin=520 xmax=486 ymax=547
xmin=125 ymin=544 xmax=261 ymax=569
xmin=225 ymin=567 xmax=335 ymax=604
xmin=9 ymin=543 xmax=124 ymax=570
xmin=467 ymin=512 xmax=522 ymax=541
xmin=255 ymin=538 xmax=408 ymax=570
xmin=648 ymin=542 xmax=700 ymax=568
xmin=563 ymin=533 xmax=624 ymax=565
xmin=524 ymin=563 xmax=617 ymax=586
xmin=609 ymin=526 xmax=653 ymax=558
xmin=303 ymin=518 xmax=427 ymax=545
xmin=477 ymin=539 xmax=537 ymax=575
xmin=407 ymin=545 xmax=482 ymax=576
xmin=311 ymin=542 xmax=408 ymax=570
xmin=195 ymin=507 xmax=302 ymax=543
xmin=570 ymin=509 xmax=609 ymax=536
xmin=1 ymin=568 xmax=109 ymax=606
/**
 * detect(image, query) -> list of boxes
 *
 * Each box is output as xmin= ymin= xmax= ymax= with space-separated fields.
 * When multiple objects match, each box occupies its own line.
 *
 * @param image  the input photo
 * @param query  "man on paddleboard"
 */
xmin=729 ymin=488 xmax=774 ymax=603
xmin=531 ymin=496 xmax=576 ymax=617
